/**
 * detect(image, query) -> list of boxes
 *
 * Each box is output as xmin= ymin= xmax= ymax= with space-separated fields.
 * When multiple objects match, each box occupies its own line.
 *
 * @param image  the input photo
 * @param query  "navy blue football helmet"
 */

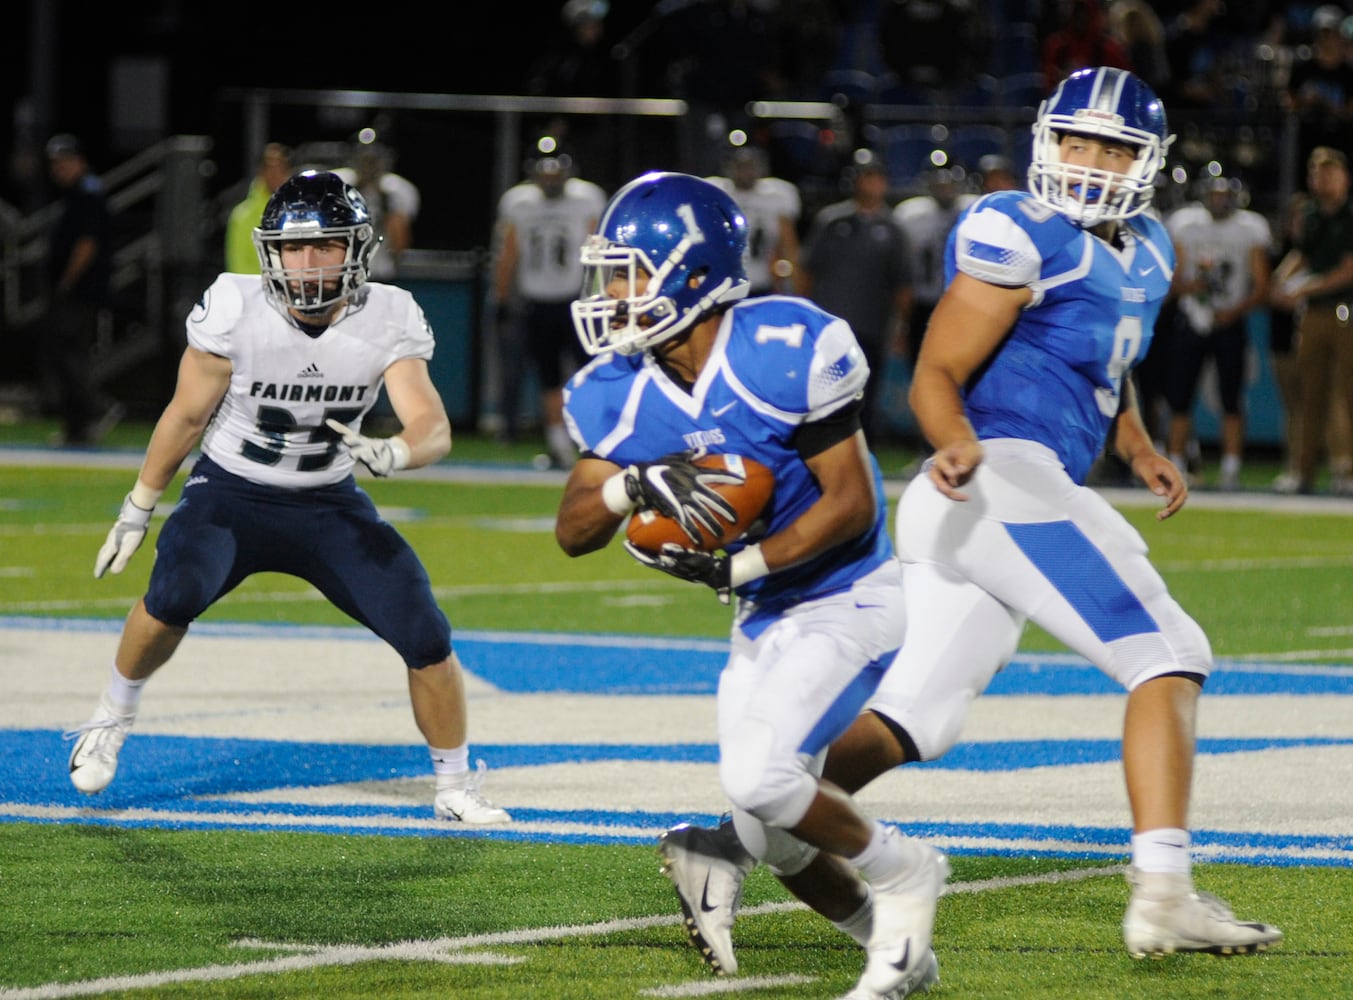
xmin=571 ymin=172 xmax=749 ymax=356
xmin=1029 ymin=66 xmax=1173 ymax=226
xmin=253 ymin=169 xmax=379 ymax=314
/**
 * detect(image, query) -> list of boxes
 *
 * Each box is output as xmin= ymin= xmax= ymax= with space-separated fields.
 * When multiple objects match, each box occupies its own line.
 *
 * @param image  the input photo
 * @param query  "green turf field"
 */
xmin=2 ymin=425 xmax=1351 ymax=998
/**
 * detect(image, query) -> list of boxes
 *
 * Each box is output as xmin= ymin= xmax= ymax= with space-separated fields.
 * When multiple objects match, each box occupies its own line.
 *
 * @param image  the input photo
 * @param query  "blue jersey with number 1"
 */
xmin=563 ymin=295 xmax=894 ymax=625
xmin=945 ymin=190 xmax=1175 ymax=484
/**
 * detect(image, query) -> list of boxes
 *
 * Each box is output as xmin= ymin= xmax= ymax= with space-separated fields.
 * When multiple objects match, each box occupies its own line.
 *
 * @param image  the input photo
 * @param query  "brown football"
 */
xmin=625 ymin=454 xmax=774 ymax=552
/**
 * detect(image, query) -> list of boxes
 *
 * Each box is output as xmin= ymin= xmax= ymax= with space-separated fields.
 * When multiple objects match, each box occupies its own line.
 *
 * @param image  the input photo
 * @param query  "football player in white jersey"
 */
xmin=892 ymin=166 xmax=976 ymax=369
xmin=491 ymin=152 xmax=607 ymax=468
xmin=1165 ymin=172 xmax=1273 ymax=490
xmin=554 ymin=171 xmax=947 ymax=999
xmin=706 ymin=144 xmax=802 ymax=296
xmin=65 ymin=170 xmax=509 ymax=825
xmin=662 ymin=68 xmax=1281 ymax=992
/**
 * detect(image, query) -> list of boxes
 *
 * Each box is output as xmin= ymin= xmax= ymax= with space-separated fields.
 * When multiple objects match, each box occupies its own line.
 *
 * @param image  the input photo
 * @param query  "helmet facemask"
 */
xmin=252 ymin=169 xmax=379 ymax=317
xmin=254 ymin=224 xmax=377 ymax=316
xmin=571 ymin=235 xmax=744 ymax=357
xmin=1028 ymin=67 xmax=1173 ymax=227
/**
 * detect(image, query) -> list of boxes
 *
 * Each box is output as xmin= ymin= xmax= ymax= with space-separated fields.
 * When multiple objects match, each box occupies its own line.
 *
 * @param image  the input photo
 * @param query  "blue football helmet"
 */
xmin=253 ymin=169 xmax=379 ymax=314
xmin=1029 ymin=66 xmax=1173 ymax=226
xmin=571 ymin=172 xmax=749 ymax=356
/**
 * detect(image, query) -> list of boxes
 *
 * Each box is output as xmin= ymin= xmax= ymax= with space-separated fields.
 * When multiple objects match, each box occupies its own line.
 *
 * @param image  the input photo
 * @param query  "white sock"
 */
xmin=1221 ymin=454 xmax=1241 ymax=477
xmin=849 ymin=823 xmax=911 ymax=889
xmin=832 ymin=884 xmax=875 ymax=946
xmin=1131 ymin=828 xmax=1192 ymax=876
xmin=430 ymin=744 xmax=470 ymax=789
xmin=1168 ymin=453 xmax=1187 ymax=473
xmin=104 ymin=662 xmax=146 ymax=717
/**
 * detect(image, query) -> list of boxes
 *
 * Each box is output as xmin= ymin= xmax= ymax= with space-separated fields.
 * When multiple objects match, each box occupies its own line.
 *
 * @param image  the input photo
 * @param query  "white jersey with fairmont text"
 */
xmin=188 ymin=273 xmax=434 ymax=488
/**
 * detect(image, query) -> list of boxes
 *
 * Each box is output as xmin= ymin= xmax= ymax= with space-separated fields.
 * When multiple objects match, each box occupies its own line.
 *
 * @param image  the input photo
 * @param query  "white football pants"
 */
xmin=869 ymin=437 xmax=1212 ymax=762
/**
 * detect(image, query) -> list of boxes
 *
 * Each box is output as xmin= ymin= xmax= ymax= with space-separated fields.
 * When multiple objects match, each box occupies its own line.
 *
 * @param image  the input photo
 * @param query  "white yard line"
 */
xmin=0 ymin=868 xmax=1117 ymax=1000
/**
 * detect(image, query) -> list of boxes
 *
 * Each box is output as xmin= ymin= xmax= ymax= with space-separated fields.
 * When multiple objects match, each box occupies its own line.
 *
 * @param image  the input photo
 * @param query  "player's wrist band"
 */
xmin=730 ymin=544 xmax=769 ymax=587
xmin=601 ymin=472 xmax=635 ymax=516
xmin=130 ymin=480 xmax=163 ymax=511
xmin=388 ymin=436 xmax=412 ymax=471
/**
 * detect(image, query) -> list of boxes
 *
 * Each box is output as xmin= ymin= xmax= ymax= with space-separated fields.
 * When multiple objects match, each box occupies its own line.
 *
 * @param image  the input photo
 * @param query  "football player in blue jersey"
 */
xmin=554 ymin=171 xmax=948 ymax=998
xmin=658 ymin=68 xmax=1281 ymax=992
xmin=64 ymin=171 xmax=509 ymax=826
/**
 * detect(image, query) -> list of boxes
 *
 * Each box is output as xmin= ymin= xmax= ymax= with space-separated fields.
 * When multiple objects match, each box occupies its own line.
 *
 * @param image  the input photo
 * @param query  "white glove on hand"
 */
xmin=325 ymin=418 xmax=411 ymax=477
xmin=94 ymin=494 xmax=154 ymax=578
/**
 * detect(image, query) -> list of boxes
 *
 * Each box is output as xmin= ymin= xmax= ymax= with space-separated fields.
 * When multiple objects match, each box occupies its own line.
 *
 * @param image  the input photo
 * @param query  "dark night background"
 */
xmin=0 ymin=2 xmax=677 ymax=252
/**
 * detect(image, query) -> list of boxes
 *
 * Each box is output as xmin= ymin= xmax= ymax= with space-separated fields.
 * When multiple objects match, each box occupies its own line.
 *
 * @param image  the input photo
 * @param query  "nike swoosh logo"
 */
xmin=890 ymin=939 xmax=912 ymax=972
xmin=700 ymin=873 xmax=719 ymax=913
xmin=711 ymin=401 xmax=737 ymax=417
xmin=1138 ymin=265 xmax=1156 ymax=276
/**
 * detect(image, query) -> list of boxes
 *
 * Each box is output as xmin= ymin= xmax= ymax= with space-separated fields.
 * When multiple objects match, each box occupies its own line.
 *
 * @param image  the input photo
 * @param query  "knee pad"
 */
xmin=731 ymin=808 xmax=820 ymax=876
xmin=719 ymin=719 xmax=818 ymax=828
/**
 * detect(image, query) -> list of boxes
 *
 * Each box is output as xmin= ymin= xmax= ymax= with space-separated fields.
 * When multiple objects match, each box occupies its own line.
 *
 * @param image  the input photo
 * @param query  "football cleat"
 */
xmin=64 ymin=698 xmax=134 ymax=794
xmin=850 ymin=834 xmax=949 ymax=999
xmin=658 ymin=819 xmax=757 ymax=975
xmin=433 ymin=760 xmax=511 ymax=825
xmin=1123 ymin=868 xmax=1283 ymax=958
xmin=836 ymin=948 xmax=940 ymax=999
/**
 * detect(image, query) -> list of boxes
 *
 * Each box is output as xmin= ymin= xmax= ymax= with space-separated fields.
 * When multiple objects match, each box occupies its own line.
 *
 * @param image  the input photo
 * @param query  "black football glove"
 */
xmin=622 ymin=451 xmax=743 ymax=546
xmin=624 ymin=540 xmax=733 ymax=605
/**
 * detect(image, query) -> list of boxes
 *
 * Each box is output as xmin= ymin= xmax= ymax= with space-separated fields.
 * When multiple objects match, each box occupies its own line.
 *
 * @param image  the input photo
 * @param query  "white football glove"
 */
xmin=325 ymin=418 xmax=411 ymax=477
xmin=94 ymin=494 xmax=154 ymax=578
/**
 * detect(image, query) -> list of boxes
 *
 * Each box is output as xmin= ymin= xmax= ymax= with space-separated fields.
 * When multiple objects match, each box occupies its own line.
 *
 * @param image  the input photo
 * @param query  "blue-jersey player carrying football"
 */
xmin=658 ymin=68 xmax=1281 ymax=995
xmin=554 ymin=171 xmax=948 ymax=998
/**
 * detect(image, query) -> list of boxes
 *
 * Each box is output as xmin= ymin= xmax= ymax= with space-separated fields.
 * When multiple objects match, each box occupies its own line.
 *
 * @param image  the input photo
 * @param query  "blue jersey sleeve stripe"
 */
xmin=1004 ymin=520 xmax=1158 ymax=642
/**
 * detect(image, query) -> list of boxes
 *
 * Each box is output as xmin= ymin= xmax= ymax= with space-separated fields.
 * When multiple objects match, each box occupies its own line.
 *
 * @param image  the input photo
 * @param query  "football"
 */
xmin=625 ymin=453 xmax=774 ymax=552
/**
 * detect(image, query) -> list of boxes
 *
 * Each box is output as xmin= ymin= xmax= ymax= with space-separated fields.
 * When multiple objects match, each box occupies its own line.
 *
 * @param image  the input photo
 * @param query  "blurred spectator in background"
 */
xmin=706 ymin=144 xmax=801 ymax=296
xmin=764 ymin=0 xmax=845 ymax=100
xmin=879 ymin=0 xmax=992 ymax=94
xmin=526 ymin=0 xmax=619 ymax=178
xmin=1161 ymin=0 xmax=1228 ymax=108
xmin=39 ymin=134 xmax=121 ymax=446
xmin=1041 ymin=0 xmax=1130 ymax=93
xmin=797 ymin=149 xmax=912 ymax=441
xmin=976 ymin=153 xmax=1021 ymax=193
xmin=893 ymin=165 xmax=974 ymax=371
xmin=1280 ymin=4 xmax=1353 ymax=168
xmin=336 ymin=140 xmax=420 ymax=279
xmin=1164 ymin=172 xmax=1272 ymax=491
xmin=528 ymin=0 xmax=618 ymax=98
xmin=1271 ymin=145 xmax=1353 ymax=495
xmin=1108 ymin=0 xmax=1172 ymax=94
xmin=655 ymin=0 xmax=781 ymax=176
xmin=491 ymin=151 xmax=606 ymax=468
xmin=224 ymin=143 xmax=292 ymax=274
xmin=1267 ymin=190 xmax=1311 ymax=486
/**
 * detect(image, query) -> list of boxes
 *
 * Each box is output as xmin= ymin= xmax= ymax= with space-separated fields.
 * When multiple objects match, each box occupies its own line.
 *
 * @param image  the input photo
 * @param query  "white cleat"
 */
xmin=658 ymin=819 xmax=757 ymax=975
xmin=433 ymin=760 xmax=510 ymax=825
xmin=837 ymin=947 xmax=939 ymax=999
xmin=65 ymin=699 xmax=133 ymax=794
xmin=1123 ymin=868 xmax=1283 ymax=958
xmin=850 ymin=834 xmax=949 ymax=999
